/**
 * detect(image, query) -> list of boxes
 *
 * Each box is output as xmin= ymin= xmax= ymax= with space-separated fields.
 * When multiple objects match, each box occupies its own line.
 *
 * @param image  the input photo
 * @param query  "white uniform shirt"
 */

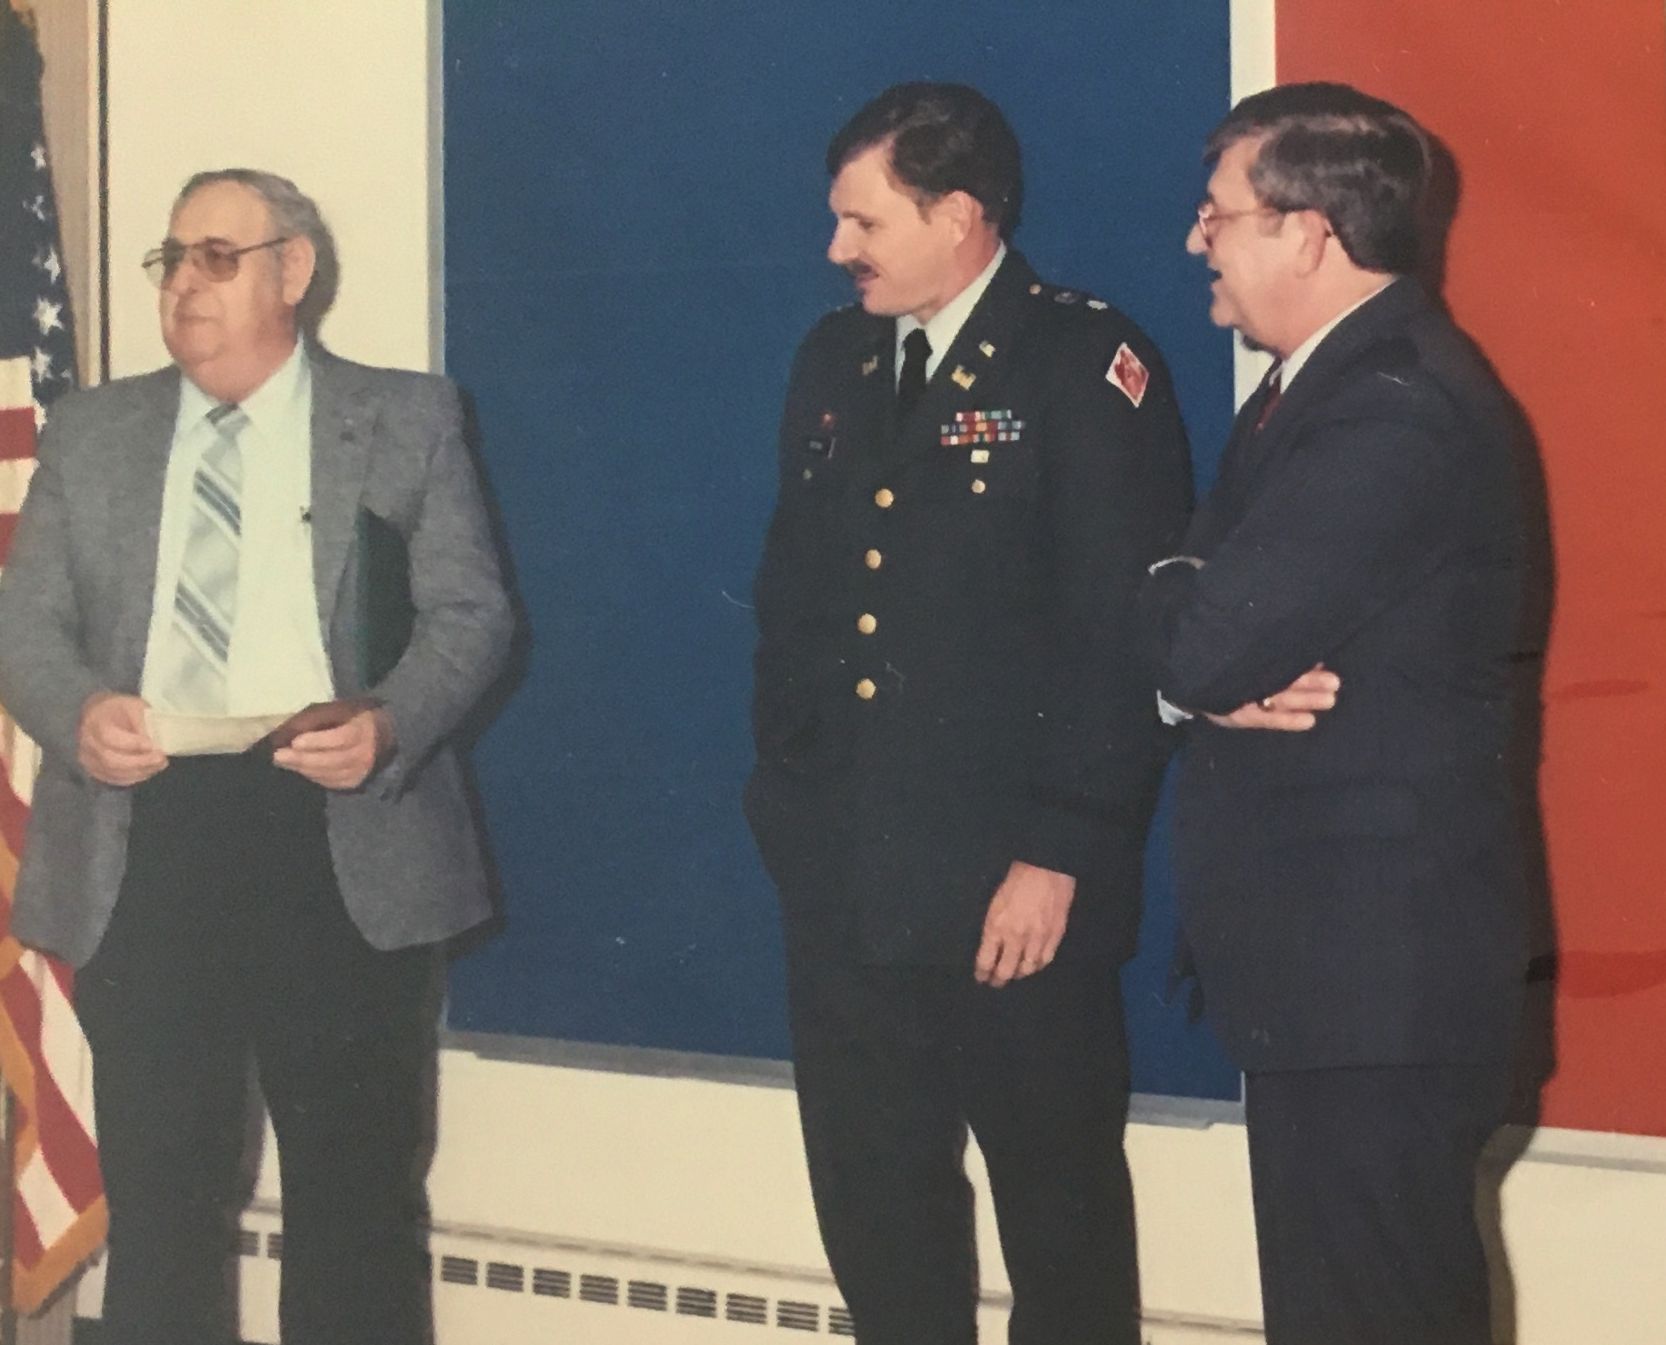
xmin=895 ymin=243 xmax=1007 ymax=385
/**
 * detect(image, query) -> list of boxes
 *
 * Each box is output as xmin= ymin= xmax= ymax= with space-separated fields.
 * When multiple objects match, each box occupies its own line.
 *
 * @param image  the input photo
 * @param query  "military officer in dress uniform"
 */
xmin=745 ymin=83 xmax=1193 ymax=1345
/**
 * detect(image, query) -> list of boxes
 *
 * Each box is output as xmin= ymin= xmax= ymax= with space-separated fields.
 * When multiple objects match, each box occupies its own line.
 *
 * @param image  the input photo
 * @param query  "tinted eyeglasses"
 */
xmin=141 ymin=236 xmax=291 ymax=287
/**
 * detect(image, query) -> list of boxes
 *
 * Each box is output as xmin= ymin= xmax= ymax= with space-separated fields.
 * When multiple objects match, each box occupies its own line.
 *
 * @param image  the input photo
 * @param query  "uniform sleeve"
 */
xmin=750 ymin=327 xmax=833 ymax=765
xmin=1012 ymin=326 xmax=1193 ymax=877
xmin=1142 ymin=378 xmax=1462 ymax=715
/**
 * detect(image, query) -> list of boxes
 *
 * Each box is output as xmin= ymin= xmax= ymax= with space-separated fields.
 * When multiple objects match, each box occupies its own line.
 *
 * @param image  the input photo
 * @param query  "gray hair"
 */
xmin=173 ymin=168 xmax=340 ymax=338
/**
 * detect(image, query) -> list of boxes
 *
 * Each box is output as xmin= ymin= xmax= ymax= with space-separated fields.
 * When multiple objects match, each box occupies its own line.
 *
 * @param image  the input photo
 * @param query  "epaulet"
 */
xmin=1025 ymin=280 xmax=1112 ymax=313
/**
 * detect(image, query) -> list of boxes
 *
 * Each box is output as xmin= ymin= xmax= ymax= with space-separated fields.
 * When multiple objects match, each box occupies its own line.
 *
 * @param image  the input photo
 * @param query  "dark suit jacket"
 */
xmin=1142 ymin=278 xmax=1530 ymax=1071
xmin=747 ymin=251 xmax=1192 ymax=965
xmin=0 ymin=348 xmax=513 ymax=965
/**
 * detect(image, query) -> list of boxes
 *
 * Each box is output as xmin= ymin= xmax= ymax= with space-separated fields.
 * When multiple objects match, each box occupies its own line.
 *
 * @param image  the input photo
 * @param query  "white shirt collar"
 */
xmin=1277 ymin=278 xmax=1396 ymax=391
xmin=177 ymin=338 xmax=309 ymax=432
xmin=896 ymin=242 xmax=1007 ymax=381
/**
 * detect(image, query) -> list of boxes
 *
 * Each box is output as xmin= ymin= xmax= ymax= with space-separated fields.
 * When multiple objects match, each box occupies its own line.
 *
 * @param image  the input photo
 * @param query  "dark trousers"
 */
xmin=1243 ymin=1064 xmax=1511 ymax=1345
xmin=784 ymin=933 xmax=1140 ymax=1345
xmin=75 ymin=754 xmax=438 ymax=1345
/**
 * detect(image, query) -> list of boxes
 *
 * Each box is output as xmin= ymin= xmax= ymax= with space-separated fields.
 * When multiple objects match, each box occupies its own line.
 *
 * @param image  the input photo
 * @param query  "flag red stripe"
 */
xmin=9 ymin=1196 xmax=43 ymax=1266
xmin=0 ymin=407 xmax=34 ymax=461
xmin=31 ymin=1075 xmax=104 ymax=1207
xmin=0 ymin=969 xmax=44 ymax=1048
xmin=0 ymin=764 xmax=31 ymax=865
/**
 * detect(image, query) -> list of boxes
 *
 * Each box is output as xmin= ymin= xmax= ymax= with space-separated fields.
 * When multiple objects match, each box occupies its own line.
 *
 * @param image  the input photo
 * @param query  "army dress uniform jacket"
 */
xmin=747 ymin=251 xmax=1192 ymax=966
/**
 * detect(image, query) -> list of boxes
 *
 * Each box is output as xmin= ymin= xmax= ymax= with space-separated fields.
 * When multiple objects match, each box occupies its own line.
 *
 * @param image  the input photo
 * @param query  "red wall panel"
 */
xmin=1277 ymin=1 xmax=1666 ymax=1134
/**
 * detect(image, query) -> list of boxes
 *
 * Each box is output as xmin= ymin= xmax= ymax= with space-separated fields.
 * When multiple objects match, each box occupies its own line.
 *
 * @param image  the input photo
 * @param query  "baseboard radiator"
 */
xmin=74 ymin=1203 xmax=1265 ymax=1344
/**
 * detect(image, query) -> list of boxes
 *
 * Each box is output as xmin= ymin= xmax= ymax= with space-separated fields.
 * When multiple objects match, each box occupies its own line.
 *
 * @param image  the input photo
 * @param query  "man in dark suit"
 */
xmin=1141 ymin=84 xmax=1530 ymax=1345
xmin=746 ymin=83 xmax=1192 ymax=1345
xmin=0 ymin=169 xmax=512 ymax=1344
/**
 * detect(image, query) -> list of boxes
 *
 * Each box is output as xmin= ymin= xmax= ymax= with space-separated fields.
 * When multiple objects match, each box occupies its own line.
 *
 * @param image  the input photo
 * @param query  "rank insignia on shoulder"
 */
xmin=861 ymin=354 xmax=880 ymax=377
xmin=1053 ymin=289 xmax=1079 ymax=305
xmin=1106 ymin=342 xmax=1150 ymax=408
xmin=1086 ymin=299 xmax=1108 ymax=310
xmin=951 ymin=365 xmax=976 ymax=390
xmin=978 ymin=341 xmax=996 ymax=358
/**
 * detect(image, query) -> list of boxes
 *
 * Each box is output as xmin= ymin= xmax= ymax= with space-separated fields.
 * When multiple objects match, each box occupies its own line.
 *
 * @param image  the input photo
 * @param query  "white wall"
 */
xmin=88 ymin=4 xmax=1666 ymax=1343
xmin=103 ymin=0 xmax=438 ymax=378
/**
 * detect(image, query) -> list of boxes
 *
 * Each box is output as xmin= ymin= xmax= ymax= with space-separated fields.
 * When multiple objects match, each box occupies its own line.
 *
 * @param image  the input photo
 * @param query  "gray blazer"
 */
xmin=0 ymin=348 xmax=514 ymax=965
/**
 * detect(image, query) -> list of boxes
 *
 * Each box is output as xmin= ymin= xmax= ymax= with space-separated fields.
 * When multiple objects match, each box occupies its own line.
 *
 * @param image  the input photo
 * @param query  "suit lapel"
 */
xmin=1255 ymin=277 xmax=1424 ymax=448
xmin=109 ymin=370 xmax=181 ymax=683
xmin=1190 ymin=279 xmax=1427 ymax=557
xmin=306 ymin=351 xmax=374 ymax=637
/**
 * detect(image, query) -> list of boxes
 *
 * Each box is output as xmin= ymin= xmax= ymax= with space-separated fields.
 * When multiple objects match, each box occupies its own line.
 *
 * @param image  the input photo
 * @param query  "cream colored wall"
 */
xmin=102 ymin=0 xmax=438 ymax=378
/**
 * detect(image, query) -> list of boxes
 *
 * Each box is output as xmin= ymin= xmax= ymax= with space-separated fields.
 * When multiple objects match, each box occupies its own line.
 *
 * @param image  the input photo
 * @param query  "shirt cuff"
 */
xmin=1147 ymin=554 xmax=1205 ymax=576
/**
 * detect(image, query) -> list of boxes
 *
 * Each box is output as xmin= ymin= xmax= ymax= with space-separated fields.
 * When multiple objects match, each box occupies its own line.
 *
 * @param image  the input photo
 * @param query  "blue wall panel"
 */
xmin=443 ymin=1 xmax=1238 ymax=1099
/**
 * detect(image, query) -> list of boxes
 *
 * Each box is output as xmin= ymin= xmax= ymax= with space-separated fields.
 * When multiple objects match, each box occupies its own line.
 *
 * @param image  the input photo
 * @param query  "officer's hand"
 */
xmin=974 ymin=861 xmax=1076 ymax=988
xmin=273 ymin=707 xmax=394 ymax=790
xmin=1204 ymin=664 xmax=1340 ymax=732
xmin=78 ymin=692 xmax=168 ymax=787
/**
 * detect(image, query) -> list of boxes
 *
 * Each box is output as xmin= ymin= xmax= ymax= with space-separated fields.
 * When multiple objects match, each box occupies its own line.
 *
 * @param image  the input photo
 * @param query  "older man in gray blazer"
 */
xmin=0 ymin=169 xmax=511 ymax=1345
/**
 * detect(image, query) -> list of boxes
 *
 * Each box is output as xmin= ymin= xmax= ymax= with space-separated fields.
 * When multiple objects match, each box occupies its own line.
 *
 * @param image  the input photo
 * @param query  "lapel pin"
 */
xmin=951 ymin=365 xmax=976 ymax=390
xmin=861 ymin=354 xmax=880 ymax=377
xmin=978 ymin=341 xmax=996 ymax=358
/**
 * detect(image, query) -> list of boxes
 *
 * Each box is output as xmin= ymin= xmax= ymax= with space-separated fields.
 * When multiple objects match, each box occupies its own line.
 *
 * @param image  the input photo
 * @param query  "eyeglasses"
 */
xmin=1194 ymin=202 xmax=1282 ymax=243
xmin=141 ymin=236 xmax=291 ymax=287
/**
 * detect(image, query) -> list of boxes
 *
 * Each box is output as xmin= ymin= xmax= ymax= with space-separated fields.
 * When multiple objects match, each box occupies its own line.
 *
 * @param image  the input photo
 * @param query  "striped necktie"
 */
xmin=155 ymin=402 xmax=248 ymax=712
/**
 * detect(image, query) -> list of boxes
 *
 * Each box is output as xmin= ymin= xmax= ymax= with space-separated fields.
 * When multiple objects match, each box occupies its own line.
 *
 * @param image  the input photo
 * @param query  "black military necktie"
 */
xmin=895 ymin=328 xmax=932 ymax=421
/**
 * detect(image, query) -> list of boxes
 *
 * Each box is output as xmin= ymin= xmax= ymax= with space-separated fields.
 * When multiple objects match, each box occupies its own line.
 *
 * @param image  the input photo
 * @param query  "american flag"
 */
xmin=0 ymin=4 xmax=107 ymax=1313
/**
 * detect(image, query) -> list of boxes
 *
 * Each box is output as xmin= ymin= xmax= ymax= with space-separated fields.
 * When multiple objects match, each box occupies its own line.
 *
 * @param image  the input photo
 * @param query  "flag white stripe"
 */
xmin=16 ymin=1145 xmax=78 ymax=1244
xmin=34 ymin=952 xmax=98 ymax=1136
xmin=0 ymin=356 xmax=32 ymax=410
xmin=0 ymin=456 xmax=38 ymax=516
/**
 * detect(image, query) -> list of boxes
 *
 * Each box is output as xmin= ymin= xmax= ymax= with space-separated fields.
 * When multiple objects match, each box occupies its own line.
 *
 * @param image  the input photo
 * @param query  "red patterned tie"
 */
xmin=1254 ymin=368 xmax=1283 ymax=432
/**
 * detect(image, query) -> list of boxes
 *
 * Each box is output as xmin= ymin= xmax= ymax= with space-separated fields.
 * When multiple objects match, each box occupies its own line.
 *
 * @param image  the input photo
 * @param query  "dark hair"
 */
xmin=174 ymin=168 xmax=339 ymax=338
xmin=826 ymin=82 xmax=1023 ymax=240
xmin=1206 ymin=82 xmax=1431 ymax=274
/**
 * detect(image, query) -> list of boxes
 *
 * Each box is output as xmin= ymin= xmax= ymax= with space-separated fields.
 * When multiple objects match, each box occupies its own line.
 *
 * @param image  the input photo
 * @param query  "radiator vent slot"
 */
xmin=726 ymin=1291 xmax=769 ymax=1324
xmin=777 ymin=1299 xmax=820 ymax=1331
xmin=676 ymin=1285 xmax=719 ymax=1318
xmin=238 ymin=1218 xmax=861 ymax=1334
xmin=485 ymin=1261 xmax=524 ymax=1292
xmin=531 ymin=1266 xmax=571 ymax=1297
xmin=579 ymin=1273 xmax=620 ymax=1305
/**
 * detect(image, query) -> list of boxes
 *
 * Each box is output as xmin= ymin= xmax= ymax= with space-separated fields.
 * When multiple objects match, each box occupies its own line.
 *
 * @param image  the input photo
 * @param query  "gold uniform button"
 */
xmin=970 ymin=478 xmax=988 ymax=494
xmin=864 ymin=548 xmax=883 ymax=570
xmin=874 ymin=487 xmax=895 ymax=509
xmin=855 ymin=678 xmax=877 ymax=700
xmin=857 ymin=613 xmax=878 ymax=635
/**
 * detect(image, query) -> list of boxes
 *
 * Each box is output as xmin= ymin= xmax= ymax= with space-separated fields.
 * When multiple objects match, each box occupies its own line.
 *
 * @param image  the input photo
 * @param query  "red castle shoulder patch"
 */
xmin=1106 ymin=343 xmax=1149 ymax=408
